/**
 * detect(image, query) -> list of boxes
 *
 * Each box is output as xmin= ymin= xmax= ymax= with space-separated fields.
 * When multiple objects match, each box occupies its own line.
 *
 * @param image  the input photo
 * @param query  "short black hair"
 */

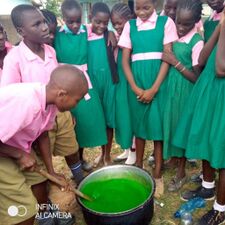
xmin=91 ymin=2 xmax=110 ymax=17
xmin=11 ymin=4 xmax=37 ymax=28
xmin=111 ymin=3 xmax=133 ymax=20
xmin=177 ymin=0 xmax=202 ymax=23
xmin=41 ymin=9 xmax=57 ymax=26
xmin=61 ymin=0 xmax=82 ymax=15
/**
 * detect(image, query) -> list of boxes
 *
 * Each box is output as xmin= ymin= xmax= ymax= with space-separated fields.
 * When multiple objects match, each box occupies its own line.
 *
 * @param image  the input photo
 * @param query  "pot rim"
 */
xmin=77 ymin=165 xmax=155 ymax=216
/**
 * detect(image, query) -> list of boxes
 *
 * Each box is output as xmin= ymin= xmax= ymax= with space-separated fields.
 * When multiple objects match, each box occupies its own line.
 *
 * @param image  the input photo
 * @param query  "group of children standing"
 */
xmin=1 ymin=0 xmax=225 ymax=224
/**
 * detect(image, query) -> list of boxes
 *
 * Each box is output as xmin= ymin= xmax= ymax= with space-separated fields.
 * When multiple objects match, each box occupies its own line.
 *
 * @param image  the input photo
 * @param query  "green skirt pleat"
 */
xmin=70 ymin=88 xmax=107 ymax=148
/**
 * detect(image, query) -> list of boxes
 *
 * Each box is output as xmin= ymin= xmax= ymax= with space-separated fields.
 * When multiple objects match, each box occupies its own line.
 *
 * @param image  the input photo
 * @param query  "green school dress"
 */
xmin=163 ymin=33 xmax=203 ymax=160
xmin=54 ymin=25 xmax=107 ymax=148
xmin=128 ymin=17 xmax=168 ymax=140
xmin=173 ymin=45 xmax=225 ymax=169
xmin=87 ymin=35 xmax=116 ymax=129
xmin=115 ymin=48 xmax=133 ymax=149
xmin=203 ymin=17 xmax=219 ymax=43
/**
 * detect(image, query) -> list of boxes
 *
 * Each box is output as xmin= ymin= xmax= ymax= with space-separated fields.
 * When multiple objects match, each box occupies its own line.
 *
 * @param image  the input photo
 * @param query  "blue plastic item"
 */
xmin=174 ymin=197 xmax=206 ymax=218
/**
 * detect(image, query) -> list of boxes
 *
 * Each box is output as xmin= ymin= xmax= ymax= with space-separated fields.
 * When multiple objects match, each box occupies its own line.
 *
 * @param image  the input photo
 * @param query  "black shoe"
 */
xmin=181 ymin=186 xmax=215 ymax=201
xmin=197 ymin=209 xmax=225 ymax=225
xmin=81 ymin=160 xmax=92 ymax=172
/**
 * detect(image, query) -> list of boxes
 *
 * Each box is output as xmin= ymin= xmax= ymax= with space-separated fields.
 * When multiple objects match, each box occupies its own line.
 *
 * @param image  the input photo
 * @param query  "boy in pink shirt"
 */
xmin=0 ymin=65 xmax=88 ymax=225
xmin=1 ymin=4 xmax=84 ymax=225
xmin=1 ymin=3 xmax=83 ymax=183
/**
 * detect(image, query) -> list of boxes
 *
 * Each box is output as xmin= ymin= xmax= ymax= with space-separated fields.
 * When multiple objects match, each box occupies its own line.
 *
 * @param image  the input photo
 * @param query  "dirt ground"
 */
xmin=52 ymin=140 xmax=213 ymax=225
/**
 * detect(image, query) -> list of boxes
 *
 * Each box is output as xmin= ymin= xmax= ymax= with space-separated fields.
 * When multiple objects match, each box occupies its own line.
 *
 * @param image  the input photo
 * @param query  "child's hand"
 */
xmin=162 ymin=51 xmax=178 ymax=66
xmin=49 ymin=171 xmax=70 ymax=191
xmin=16 ymin=151 xmax=37 ymax=171
xmin=107 ymin=31 xmax=118 ymax=49
xmin=134 ymin=87 xmax=144 ymax=99
xmin=138 ymin=88 xmax=157 ymax=103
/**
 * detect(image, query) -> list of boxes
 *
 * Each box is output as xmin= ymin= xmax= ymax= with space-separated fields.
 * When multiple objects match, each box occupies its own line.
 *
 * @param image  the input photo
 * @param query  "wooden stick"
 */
xmin=36 ymin=168 xmax=92 ymax=201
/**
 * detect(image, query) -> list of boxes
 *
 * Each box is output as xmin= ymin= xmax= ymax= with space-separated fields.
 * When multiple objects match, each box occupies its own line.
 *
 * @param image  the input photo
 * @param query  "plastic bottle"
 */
xmin=174 ymin=197 xmax=205 ymax=218
xmin=180 ymin=212 xmax=193 ymax=225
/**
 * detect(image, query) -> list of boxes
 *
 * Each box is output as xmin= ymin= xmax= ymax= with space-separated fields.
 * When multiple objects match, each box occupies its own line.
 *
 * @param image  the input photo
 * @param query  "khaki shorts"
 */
xmin=0 ymin=151 xmax=46 ymax=225
xmin=48 ymin=111 xmax=78 ymax=157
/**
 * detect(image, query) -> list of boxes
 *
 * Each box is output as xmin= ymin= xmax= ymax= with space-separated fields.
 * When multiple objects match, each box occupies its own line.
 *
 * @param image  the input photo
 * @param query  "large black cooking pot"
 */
xmin=77 ymin=165 xmax=155 ymax=225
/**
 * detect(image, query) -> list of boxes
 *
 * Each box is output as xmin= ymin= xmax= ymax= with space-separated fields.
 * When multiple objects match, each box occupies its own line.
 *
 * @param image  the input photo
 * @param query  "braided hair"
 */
xmin=177 ymin=0 xmax=202 ymax=23
xmin=41 ymin=9 xmax=57 ymax=26
xmin=111 ymin=3 xmax=133 ymax=20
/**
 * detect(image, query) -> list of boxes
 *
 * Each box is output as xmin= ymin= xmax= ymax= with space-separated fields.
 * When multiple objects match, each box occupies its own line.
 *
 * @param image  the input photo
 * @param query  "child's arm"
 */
xmin=1 ymin=51 xmax=21 ymax=86
xmin=216 ymin=14 xmax=225 ymax=76
xmin=122 ymin=47 xmax=144 ymax=98
xmin=36 ymin=131 xmax=67 ymax=186
xmin=162 ymin=42 xmax=203 ymax=83
xmin=0 ymin=141 xmax=36 ymax=171
xmin=107 ymin=31 xmax=117 ymax=49
xmin=198 ymin=25 xmax=220 ymax=67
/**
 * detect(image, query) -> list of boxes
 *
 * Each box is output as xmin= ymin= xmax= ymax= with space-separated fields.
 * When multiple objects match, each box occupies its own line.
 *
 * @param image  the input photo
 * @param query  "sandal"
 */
xmin=168 ymin=176 xmax=187 ymax=192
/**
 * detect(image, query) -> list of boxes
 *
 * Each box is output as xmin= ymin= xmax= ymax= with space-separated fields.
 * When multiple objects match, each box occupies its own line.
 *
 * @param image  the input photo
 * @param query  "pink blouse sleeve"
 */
xmin=192 ymin=40 xmax=204 ymax=66
xmin=118 ymin=22 xmax=132 ymax=49
xmin=163 ymin=17 xmax=178 ymax=45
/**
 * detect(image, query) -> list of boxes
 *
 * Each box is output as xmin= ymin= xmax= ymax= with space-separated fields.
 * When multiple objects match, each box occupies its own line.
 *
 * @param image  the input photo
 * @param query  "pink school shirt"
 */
xmin=86 ymin=24 xmax=104 ymax=41
xmin=118 ymin=10 xmax=178 ymax=50
xmin=0 ymin=83 xmax=57 ymax=153
xmin=177 ymin=27 xmax=204 ymax=66
xmin=209 ymin=9 xmax=223 ymax=21
xmin=0 ymin=41 xmax=13 ymax=82
xmin=1 ymin=41 xmax=58 ymax=86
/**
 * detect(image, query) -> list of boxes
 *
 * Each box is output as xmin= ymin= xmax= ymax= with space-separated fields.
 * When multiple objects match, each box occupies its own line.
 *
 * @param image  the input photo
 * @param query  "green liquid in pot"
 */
xmin=80 ymin=178 xmax=151 ymax=213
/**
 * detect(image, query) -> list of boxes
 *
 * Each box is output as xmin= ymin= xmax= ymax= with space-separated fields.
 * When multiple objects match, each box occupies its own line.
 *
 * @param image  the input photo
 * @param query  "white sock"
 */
xmin=202 ymin=179 xmax=215 ymax=189
xmin=132 ymin=137 xmax=136 ymax=149
xmin=125 ymin=150 xmax=136 ymax=165
xmin=213 ymin=201 xmax=225 ymax=212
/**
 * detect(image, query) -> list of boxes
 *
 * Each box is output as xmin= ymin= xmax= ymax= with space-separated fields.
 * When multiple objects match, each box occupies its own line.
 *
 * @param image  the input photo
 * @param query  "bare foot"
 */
xmin=164 ymin=158 xmax=178 ymax=169
xmin=93 ymin=154 xmax=103 ymax=168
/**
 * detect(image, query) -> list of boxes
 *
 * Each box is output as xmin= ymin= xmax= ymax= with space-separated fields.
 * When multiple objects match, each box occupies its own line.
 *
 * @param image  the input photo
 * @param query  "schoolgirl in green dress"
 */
xmin=173 ymin=12 xmax=225 ymax=225
xmin=110 ymin=3 xmax=136 ymax=165
xmin=118 ymin=0 xmax=178 ymax=198
xmin=54 ymin=0 xmax=108 ymax=170
xmin=162 ymin=0 xmax=203 ymax=192
xmin=87 ymin=2 xmax=117 ymax=166
xmin=204 ymin=0 xmax=224 ymax=43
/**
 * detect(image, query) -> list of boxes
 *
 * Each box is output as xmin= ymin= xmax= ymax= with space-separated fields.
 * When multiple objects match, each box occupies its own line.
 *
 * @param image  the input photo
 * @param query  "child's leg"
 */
xmin=202 ymin=160 xmax=216 ymax=182
xmin=217 ymin=169 xmax=225 ymax=205
xmin=198 ymin=169 xmax=225 ymax=224
xmin=177 ymin=157 xmax=186 ymax=179
xmin=153 ymin=141 xmax=163 ymax=178
xmin=135 ymin=137 xmax=145 ymax=168
xmin=65 ymin=152 xmax=83 ymax=184
xmin=31 ymin=181 xmax=48 ymax=206
xmin=181 ymin=160 xmax=215 ymax=201
xmin=164 ymin=157 xmax=178 ymax=169
xmin=104 ymin=127 xmax=113 ymax=165
xmin=168 ymin=157 xmax=187 ymax=192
